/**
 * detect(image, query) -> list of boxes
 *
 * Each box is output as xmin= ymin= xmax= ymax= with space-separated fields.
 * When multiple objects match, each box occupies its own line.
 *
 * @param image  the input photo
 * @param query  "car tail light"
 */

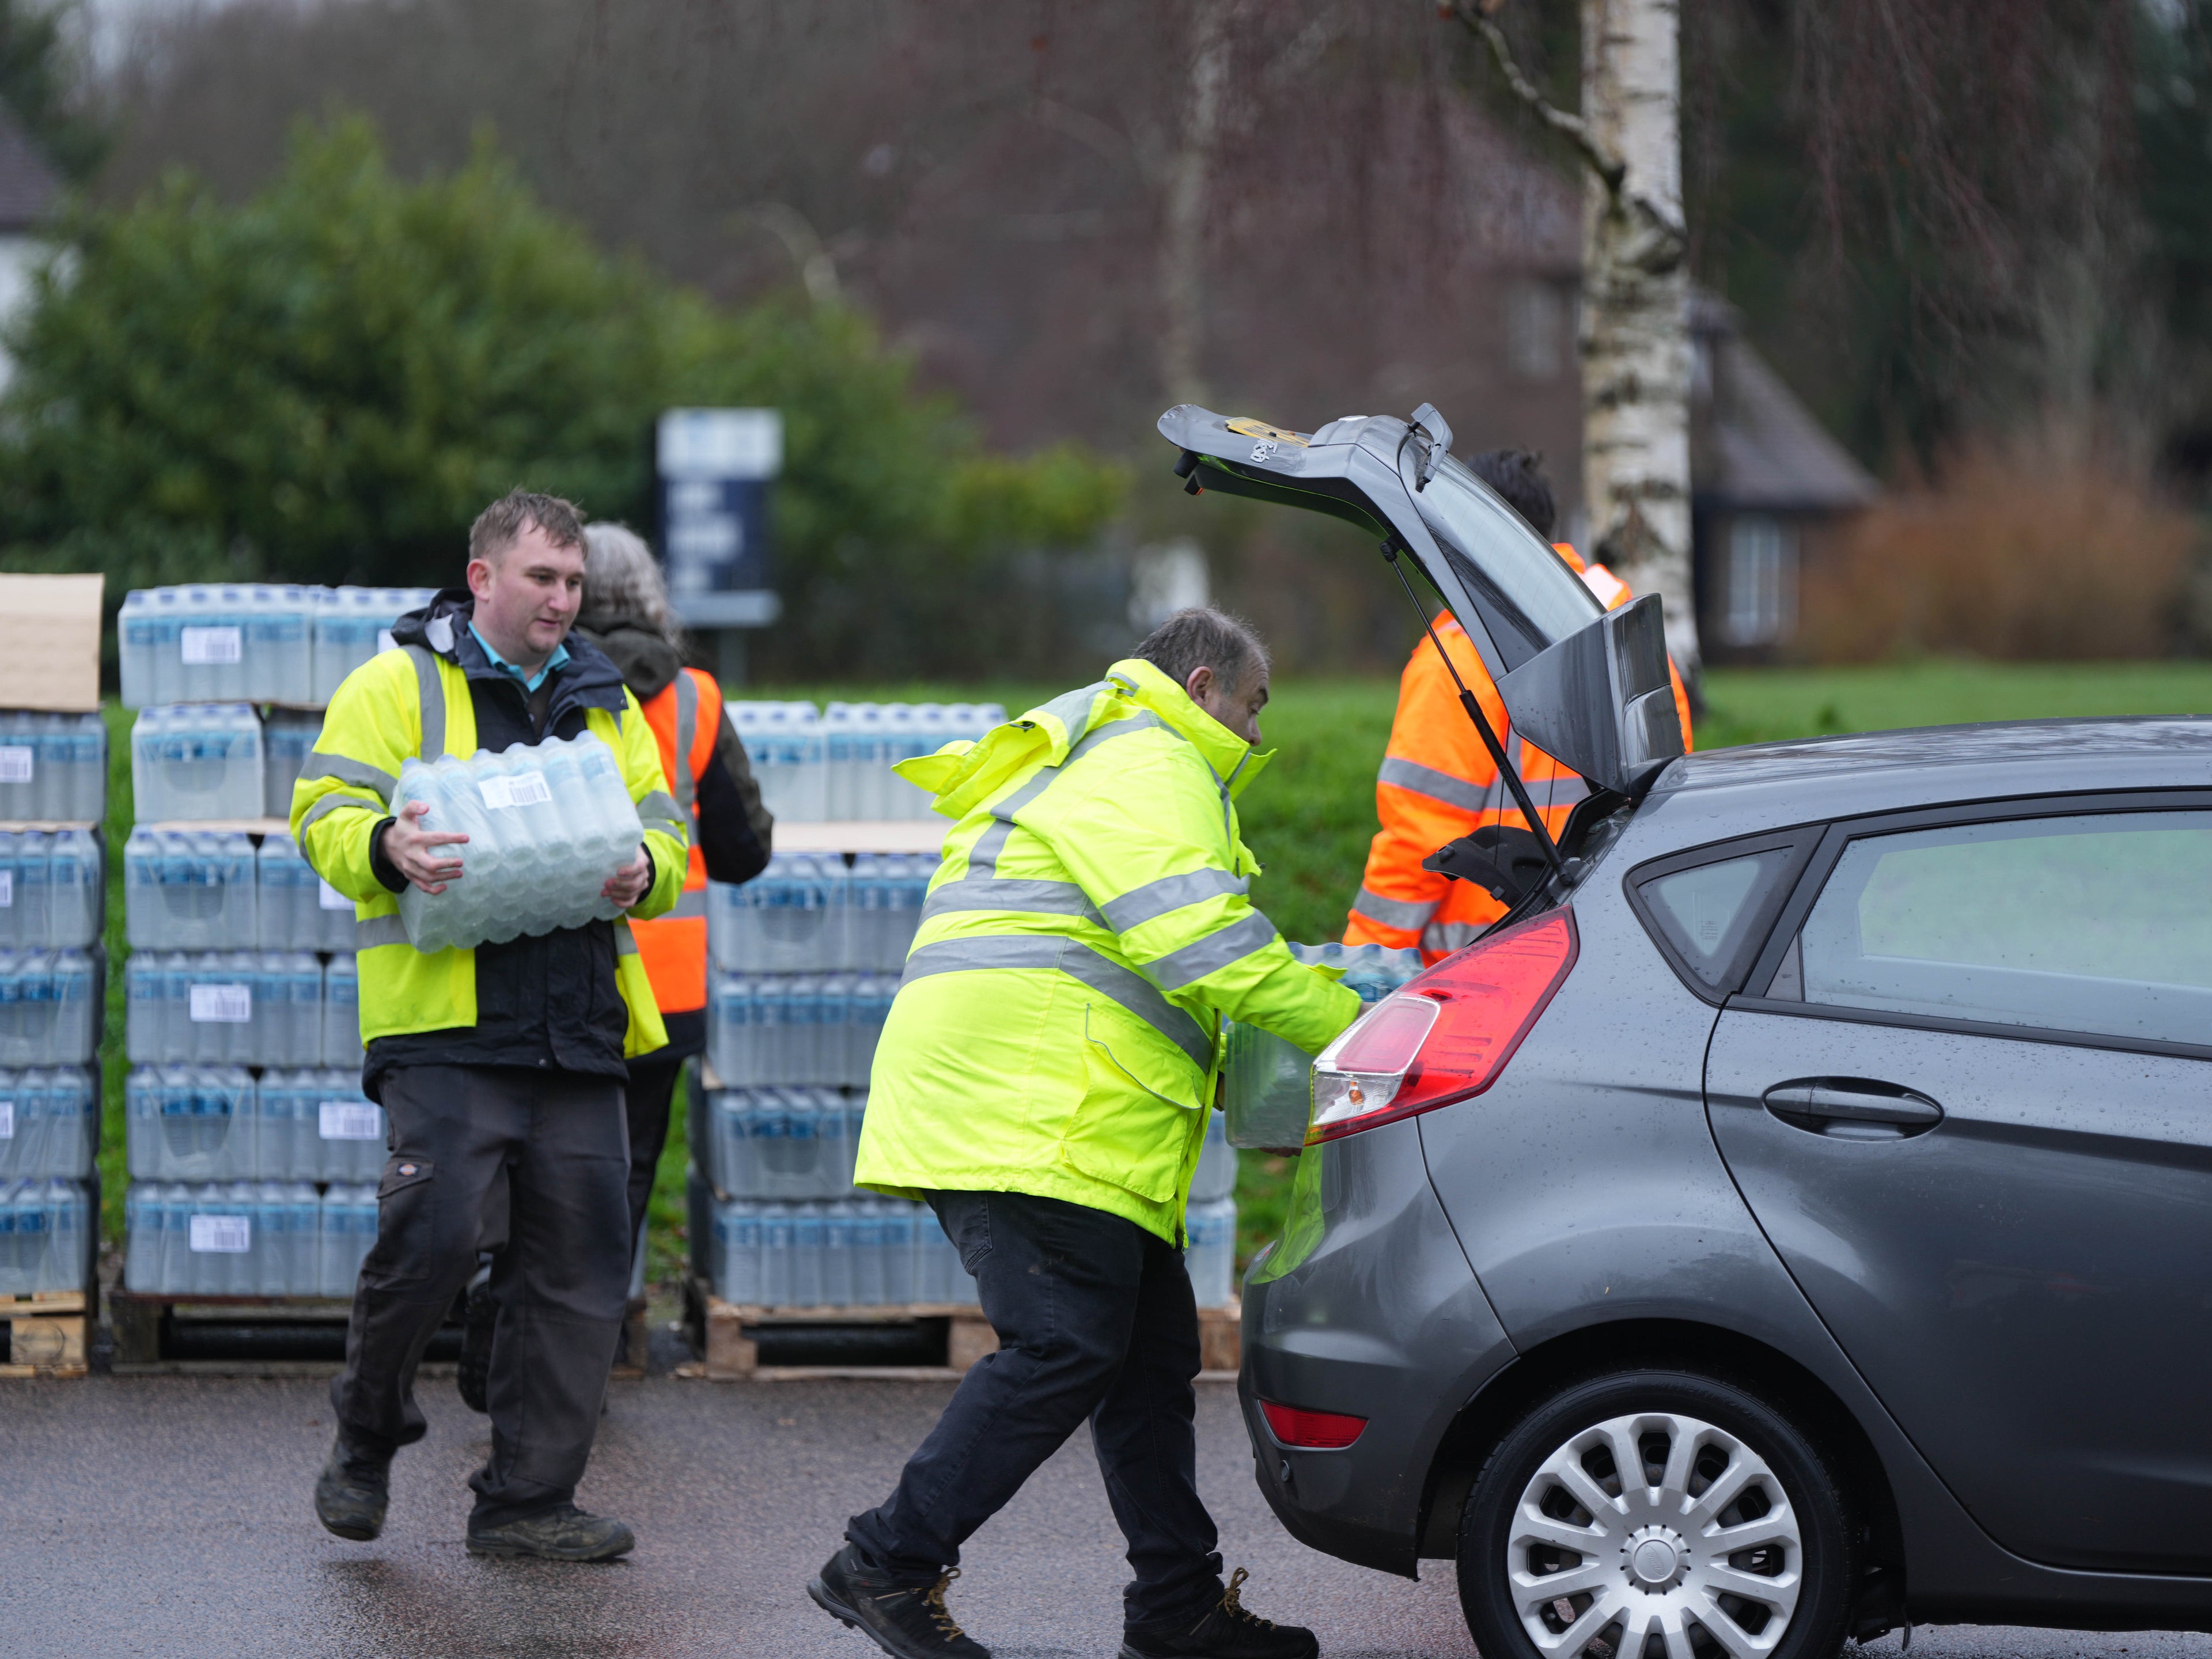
xmin=1260 ymin=1399 xmax=1368 ymax=1449
xmin=1309 ymin=908 xmax=1578 ymax=1143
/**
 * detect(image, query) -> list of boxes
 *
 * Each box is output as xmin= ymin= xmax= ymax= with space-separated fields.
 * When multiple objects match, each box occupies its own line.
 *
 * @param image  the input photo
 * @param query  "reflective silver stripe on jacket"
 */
xmin=1377 ymin=755 xmax=1487 ymax=813
xmin=1099 ymin=868 xmax=1249 ymax=933
xmin=1351 ymin=884 xmax=1436 ymax=931
xmin=669 ymin=887 xmax=710 ymax=919
xmin=354 ymin=914 xmax=410 ymax=949
xmin=614 ymin=921 xmax=641 ymax=956
xmin=922 ymin=877 xmax=1100 ymax=925
xmin=1422 ymin=920 xmax=1483 ymax=955
xmin=296 ymin=753 xmax=397 ymax=802
xmin=635 ymin=789 xmax=687 ymax=843
xmin=672 ymin=669 xmax=700 ymax=832
xmin=297 ymin=792 xmax=376 ymax=836
xmin=1142 ymin=910 xmax=1280 ymax=992
xmin=900 ymin=935 xmax=1212 ymax=1073
xmin=404 ymin=645 xmax=446 ymax=760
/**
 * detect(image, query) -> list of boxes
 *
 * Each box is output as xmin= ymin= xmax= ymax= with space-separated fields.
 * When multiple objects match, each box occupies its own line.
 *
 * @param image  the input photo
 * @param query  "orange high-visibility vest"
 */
xmin=634 ymin=666 xmax=719 ymax=1015
xmin=1344 ymin=552 xmax=1692 ymax=964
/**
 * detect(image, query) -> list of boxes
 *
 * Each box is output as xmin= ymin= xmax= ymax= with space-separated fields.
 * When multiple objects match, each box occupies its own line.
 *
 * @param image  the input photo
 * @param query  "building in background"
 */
xmin=0 ymin=104 xmax=61 ymax=393
xmin=1689 ymin=294 xmax=1881 ymax=664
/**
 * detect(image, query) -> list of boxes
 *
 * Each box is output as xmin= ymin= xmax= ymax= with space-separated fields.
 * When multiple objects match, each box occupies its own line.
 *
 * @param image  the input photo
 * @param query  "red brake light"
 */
xmin=1260 ymin=1399 xmax=1368 ymax=1449
xmin=1308 ymin=907 xmax=1578 ymax=1143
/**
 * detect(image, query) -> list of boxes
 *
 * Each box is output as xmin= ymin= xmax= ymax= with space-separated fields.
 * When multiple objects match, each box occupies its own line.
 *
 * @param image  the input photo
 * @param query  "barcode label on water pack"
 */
xmin=180 ymin=625 xmax=244 ymax=665
xmin=0 ymin=747 xmax=31 ymax=784
xmin=319 ymin=1101 xmax=381 ymax=1140
xmin=319 ymin=878 xmax=354 ymax=911
xmin=0 ymin=872 xmax=13 ymax=908
xmin=376 ymin=629 xmax=398 ymax=654
xmin=0 ymin=1101 xmax=12 ymax=1138
xmin=189 ymin=983 xmax=253 ymax=1023
xmin=479 ymin=771 xmax=552 ymax=810
xmin=190 ymin=1214 xmax=251 ymax=1252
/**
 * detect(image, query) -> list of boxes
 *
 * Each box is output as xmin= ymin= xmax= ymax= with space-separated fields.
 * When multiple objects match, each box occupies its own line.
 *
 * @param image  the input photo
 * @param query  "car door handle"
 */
xmin=1762 ymin=1079 xmax=1944 ymax=1138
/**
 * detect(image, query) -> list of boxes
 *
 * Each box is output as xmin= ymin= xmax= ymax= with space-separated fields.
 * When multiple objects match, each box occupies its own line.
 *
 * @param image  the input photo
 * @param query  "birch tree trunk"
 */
xmin=1580 ymin=0 xmax=1699 ymax=678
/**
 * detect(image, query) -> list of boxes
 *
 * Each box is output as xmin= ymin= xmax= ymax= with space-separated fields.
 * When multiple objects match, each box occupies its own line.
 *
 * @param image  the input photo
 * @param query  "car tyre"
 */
xmin=1457 ymin=1370 xmax=1856 ymax=1659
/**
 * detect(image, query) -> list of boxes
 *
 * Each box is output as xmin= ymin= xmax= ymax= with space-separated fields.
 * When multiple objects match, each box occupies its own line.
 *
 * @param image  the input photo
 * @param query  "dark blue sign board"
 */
xmin=655 ymin=408 xmax=783 ymax=628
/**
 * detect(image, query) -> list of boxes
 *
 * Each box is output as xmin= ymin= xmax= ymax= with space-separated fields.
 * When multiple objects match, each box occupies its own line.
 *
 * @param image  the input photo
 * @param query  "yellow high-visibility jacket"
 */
xmin=854 ymin=657 xmax=1361 ymax=1243
xmin=291 ymin=631 xmax=688 ymax=1059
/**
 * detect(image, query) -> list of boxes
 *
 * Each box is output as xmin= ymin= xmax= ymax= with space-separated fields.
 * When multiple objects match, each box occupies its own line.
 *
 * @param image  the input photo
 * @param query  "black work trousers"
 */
xmin=331 ymin=1063 xmax=631 ymax=1528
xmin=844 ymin=1191 xmax=1224 ymax=1629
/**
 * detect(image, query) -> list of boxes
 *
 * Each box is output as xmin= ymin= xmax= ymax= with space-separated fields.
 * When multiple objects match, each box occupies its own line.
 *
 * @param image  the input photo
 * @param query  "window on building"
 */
xmin=1724 ymin=515 xmax=1796 ymax=645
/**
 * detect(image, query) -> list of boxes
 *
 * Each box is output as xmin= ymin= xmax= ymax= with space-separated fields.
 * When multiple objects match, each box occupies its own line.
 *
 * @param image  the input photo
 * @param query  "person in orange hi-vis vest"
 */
xmin=1344 ymin=449 xmax=1692 ymax=964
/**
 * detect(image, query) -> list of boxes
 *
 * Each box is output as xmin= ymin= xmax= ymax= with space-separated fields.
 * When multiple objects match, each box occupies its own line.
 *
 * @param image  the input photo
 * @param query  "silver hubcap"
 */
xmin=1504 ymin=1410 xmax=1804 ymax=1659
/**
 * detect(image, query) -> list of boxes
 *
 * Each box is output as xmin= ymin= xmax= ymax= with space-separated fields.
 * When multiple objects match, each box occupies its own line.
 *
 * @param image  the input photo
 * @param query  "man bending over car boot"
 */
xmin=809 ymin=608 xmax=1361 ymax=1658
xmin=295 ymin=490 xmax=688 ymax=1560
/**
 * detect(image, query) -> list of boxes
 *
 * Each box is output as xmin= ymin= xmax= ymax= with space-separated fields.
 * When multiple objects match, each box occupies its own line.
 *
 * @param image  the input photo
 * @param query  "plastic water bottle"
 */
xmin=757 ymin=1200 xmax=795 ymax=1308
xmin=319 ymin=1182 xmax=378 ymax=1297
xmin=131 ymin=704 xmax=266 ymax=825
xmin=311 ymin=1070 xmax=383 ymax=1183
xmin=732 ymin=702 xmax=826 ymax=823
xmin=1184 ymin=1196 xmax=1238 ymax=1308
xmin=323 ymin=955 xmax=361 ymax=1069
xmin=1192 ymin=1110 xmax=1237 ymax=1203
xmin=261 ymin=710 xmax=322 ymax=820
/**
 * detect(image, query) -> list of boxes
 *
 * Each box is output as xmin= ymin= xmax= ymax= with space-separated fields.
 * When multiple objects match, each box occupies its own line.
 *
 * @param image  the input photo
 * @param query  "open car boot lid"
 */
xmin=1158 ymin=402 xmax=1685 ymax=800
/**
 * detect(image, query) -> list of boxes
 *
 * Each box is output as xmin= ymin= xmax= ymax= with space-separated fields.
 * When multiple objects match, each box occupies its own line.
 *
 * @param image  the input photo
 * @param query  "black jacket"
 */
xmin=575 ymin=615 xmax=774 ymax=1058
xmin=363 ymin=592 xmax=655 ymax=1096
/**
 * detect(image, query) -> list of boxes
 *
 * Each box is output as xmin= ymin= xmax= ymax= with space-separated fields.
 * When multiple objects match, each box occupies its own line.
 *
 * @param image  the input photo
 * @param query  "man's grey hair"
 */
xmin=1133 ymin=607 xmax=1270 ymax=694
xmin=579 ymin=522 xmax=684 ymax=647
xmin=469 ymin=488 xmax=585 ymax=565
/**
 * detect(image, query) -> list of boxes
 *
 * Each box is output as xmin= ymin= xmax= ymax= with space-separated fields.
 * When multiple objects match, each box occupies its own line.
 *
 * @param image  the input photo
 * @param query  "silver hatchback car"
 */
xmin=1161 ymin=404 xmax=2212 ymax=1659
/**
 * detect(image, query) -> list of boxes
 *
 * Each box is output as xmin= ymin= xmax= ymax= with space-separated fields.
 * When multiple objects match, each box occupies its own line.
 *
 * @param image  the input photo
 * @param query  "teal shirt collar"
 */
xmin=468 ymin=623 xmax=569 ymax=693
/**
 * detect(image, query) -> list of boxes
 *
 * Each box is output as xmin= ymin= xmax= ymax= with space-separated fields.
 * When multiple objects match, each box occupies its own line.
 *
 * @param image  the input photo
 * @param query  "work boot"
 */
xmin=457 ymin=1273 xmax=495 ymax=1414
xmin=1120 ymin=1568 xmax=1318 ymax=1659
xmin=808 ymin=1542 xmax=990 ymax=1658
xmin=313 ymin=1435 xmax=390 ymax=1541
xmin=465 ymin=1503 xmax=637 ymax=1561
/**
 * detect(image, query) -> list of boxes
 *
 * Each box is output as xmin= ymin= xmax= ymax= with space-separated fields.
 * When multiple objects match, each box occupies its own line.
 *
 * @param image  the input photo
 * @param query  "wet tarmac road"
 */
xmin=3 ymin=1372 xmax=2209 ymax=1659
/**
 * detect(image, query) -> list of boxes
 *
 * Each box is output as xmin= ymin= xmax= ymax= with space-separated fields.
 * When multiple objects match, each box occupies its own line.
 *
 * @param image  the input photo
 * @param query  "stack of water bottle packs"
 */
xmin=0 ymin=1065 xmax=100 ymax=1293
xmin=123 ymin=1180 xmax=376 ymax=1298
xmin=731 ymin=700 xmax=1006 ymax=821
xmin=119 ymin=585 xmax=439 ymax=711
xmin=0 ymin=831 xmax=105 ymax=1073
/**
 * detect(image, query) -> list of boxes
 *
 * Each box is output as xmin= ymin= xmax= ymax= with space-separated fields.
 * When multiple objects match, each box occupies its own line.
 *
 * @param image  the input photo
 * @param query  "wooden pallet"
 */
xmin=681 ymin=1279 xmax=1243 ymax=1382
xmin=1 ymin=1290 xmax=89 ymax=1378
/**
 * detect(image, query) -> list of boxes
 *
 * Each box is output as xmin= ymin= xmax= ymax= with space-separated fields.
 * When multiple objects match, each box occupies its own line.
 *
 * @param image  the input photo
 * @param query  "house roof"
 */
xmin=0 ymin=103 xmax=61 ymax=233
xmin=1692 ymin=292 xmax=1878 ymax=513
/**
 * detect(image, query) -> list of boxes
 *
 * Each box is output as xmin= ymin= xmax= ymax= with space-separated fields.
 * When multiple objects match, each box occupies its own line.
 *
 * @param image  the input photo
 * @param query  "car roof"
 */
xmin=1635 ymin=717 xmax=2212 ymax=844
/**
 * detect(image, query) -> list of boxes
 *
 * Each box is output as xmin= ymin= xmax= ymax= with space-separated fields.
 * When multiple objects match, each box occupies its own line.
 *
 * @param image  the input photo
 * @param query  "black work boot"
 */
xmin=313 ymin=1435 xmax=390 ymax=1541
xmin=457 ymin=1272 xmax=495 ymax=1415
xmin=1121 ymin=1568 xmax=1318 ymax=1659
xmin=465 ymin=1503 xmax=637 ymax=1561
xmin=808 ymin=1542 xmax=990 ymax=1658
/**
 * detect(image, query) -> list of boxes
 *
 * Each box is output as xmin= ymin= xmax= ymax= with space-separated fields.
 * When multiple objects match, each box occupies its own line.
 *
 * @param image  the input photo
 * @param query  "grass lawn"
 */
xmin=91 ymin=660 xmax=2212 ymax=1291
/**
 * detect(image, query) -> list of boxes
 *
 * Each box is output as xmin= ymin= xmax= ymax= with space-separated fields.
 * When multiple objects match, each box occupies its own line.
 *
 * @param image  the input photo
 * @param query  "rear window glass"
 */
xmin=1634 ymin=845 xmax=1802 ymax=994
xmin=1798 ymin=810 xmax=2212 ymax=1046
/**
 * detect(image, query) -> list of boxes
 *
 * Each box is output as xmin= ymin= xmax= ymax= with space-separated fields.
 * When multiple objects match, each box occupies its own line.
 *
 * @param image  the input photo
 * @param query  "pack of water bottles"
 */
xmin=0 ymin=830 xmax=104 ymax=949
xmin=707 ymin=973 xmax=896 ymax=1089
xmin=389 ymin=733 xmax=645 ymax=953
xmin=0 ymin=712 xmax=107 ymax=824
xmin=0 ymin=950 xmax=100 ymax=1067
xmin=733 ymin=701 xmax=1007 ymax=823
xmin=126 ymin=1066 xmax=383 ymax=1183
xmin=0 ymin=1176 xmax=92 ymax=1295
xmin=704 ymin=1194 xmax=979 ymax=1309
xmin=0 ymin=1067 xmax=97 ymax=1180
xmin=708 ymin=852 xmax=931 ymax=973
xmin=1185 ymin=1195 xmax=1238 ymax=1307
xmin=124 ymin=830 xmax=358 ymax=952
xmin=130 ymin=704 xmax=266 ymax=824
xmin=119 ymin=585 xmax=440 ymax=710
xmin=122 ymin=1180 xmax=377 ymax=1296
xmin=703 ymin=1088 xmax=863 ymax=1199
xmin=123 ymin=951 xmax=339 ymax=1067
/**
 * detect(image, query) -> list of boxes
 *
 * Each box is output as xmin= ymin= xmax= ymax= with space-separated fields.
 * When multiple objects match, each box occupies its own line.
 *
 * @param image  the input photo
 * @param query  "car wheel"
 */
xmin=1457 ymin=1370 xmax=1855 ymax=1659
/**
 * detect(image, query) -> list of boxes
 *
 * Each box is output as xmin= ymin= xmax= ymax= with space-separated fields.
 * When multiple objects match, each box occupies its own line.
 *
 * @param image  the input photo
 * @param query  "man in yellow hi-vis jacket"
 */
xmin=809 ymin=610 xmax=1359 ymax=1659
xmin=295 ymin=491 xmax=686 ymax=1563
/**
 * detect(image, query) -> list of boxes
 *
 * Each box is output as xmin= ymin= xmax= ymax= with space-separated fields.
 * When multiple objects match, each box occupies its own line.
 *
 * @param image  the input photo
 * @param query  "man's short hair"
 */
xmin=1133 ymin=607 xmax=1270 ymax=694
xmin=1468 ymin=449 xmax=1556 ymax=541
xmin=469 ymin=489 xmax=586 ymax=566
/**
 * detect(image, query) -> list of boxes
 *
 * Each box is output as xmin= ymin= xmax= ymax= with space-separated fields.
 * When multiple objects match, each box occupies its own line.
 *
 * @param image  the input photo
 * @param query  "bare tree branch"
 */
xmin=1443 ymin=0 xmax=1625 ymax=195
